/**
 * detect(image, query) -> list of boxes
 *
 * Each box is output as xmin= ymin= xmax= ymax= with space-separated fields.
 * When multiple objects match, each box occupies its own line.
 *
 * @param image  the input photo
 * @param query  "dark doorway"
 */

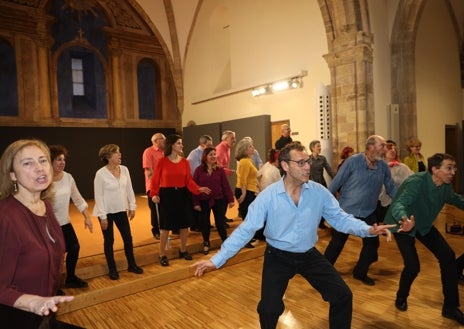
xmin=445 ymin=123 xmax=462 ymax=193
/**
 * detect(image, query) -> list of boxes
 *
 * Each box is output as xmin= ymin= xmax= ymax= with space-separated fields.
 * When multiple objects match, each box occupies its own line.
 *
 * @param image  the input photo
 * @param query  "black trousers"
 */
xmin=394 ymin=226 xmax=459 ymax=308
xmin=258 ymin=245 xmax=352 ymax=329
xmin=61 ymin=223 xmax=80 ymax=279
xmin=234 ymin=188 xmax=256 ymax=220
xmin=457 ymin=253 xmax=464 ymax=275
xmin=0 ymin=304 xmax=84 ymax=329
xmin=198 ymin=199 xmax=228 ymax=242
xmin=101 ymin=211 xmax=137 ymax=271
xmin=146 ymin=191 xmax=160 ymax=236
xmin=324 ymin=214 xmax=379 ymax=278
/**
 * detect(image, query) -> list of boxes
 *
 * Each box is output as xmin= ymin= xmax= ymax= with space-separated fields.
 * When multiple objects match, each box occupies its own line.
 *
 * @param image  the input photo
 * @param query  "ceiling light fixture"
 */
xmin=251 ymin=71 xmax=306 ymax=97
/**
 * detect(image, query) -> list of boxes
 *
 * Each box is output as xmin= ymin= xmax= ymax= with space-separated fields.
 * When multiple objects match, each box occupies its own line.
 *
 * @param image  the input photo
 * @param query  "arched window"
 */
xmin=137 ymin=59 xmax=161 ymax=119
xmin=0 ymin=38 xmax=18 ymax=116
xmin=57 ymin=46 xmax=107 ymax=118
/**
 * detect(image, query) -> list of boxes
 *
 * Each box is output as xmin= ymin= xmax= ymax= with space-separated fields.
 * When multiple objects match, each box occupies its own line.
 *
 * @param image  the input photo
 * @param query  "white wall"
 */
xmin=415 ymin=0 xmax=462 ymax=158
xmin=182 ymin=0 xmax=330 ymax=150
xmin=369 ymin=0 xmax=396 ymax=140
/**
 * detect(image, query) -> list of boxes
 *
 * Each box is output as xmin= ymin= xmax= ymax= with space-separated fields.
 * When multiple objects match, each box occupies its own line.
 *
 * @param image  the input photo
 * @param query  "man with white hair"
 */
xmin=142 ymin=133 xmax=165 ymax=240
xmin=324 ymin=135 xmax=397 ymax=286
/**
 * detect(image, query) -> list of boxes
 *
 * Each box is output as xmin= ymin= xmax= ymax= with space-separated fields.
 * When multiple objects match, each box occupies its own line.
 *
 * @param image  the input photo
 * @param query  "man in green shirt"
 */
xmin=384 ymin=153 xmax=464 ymax=325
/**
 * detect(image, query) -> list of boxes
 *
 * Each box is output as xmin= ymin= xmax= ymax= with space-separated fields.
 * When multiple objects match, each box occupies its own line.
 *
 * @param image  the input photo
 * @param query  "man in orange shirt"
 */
xmin=142 ymin=133 xmax=165 ymax=239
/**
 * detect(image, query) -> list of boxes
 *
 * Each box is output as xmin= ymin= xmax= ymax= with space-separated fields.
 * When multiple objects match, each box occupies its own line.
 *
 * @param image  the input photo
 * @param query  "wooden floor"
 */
xmin=57 ymin=196 xmax=464 ymax=328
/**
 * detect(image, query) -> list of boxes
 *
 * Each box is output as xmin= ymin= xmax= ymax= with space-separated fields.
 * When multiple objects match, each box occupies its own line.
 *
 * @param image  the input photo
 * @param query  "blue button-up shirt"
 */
xmin=211 ymin=178 xmax=374 ymax=268
xmin=328 ymin=153 xmax=397 ymax=218
xmin=187 ymin=146 xmax=203 ymax=175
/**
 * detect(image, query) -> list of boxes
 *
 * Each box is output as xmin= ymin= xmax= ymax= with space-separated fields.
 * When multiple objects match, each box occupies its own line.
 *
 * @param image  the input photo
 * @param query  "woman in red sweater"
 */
xmin=150 ymin=134 xmax=211 ymax=266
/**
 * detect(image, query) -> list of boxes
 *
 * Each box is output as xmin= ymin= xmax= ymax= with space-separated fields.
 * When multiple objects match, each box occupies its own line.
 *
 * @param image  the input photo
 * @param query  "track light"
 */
xmin=251 ymin=73 xmax=305 ymax=97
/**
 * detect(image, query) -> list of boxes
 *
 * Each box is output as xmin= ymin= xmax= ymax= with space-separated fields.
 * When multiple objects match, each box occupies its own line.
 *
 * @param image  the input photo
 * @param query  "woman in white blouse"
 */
xmin=50 ymin=145 xmax=93 ymax=289
xmin=93 ymin=144 xmax=143 ymax=280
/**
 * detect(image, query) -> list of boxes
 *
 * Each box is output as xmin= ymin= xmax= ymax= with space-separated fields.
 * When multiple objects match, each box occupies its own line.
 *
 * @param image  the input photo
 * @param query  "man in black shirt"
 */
xmin=274 ymin=124 xmax=292 ymax=150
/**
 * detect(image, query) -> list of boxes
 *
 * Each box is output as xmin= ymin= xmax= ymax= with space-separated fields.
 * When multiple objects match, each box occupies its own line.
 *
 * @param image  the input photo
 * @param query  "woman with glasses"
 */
xmin=403 ymin=137 xmax=427 ymax=172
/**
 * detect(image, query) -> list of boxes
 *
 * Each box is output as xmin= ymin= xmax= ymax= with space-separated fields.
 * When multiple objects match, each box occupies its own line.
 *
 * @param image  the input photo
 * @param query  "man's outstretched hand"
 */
xmin=398 ymin=215 xmax=415 ymax=233
xmin=191 ymin=260 xmax=216 ymax=277
xmin=369 ymin=224 xmax=396 ymax=242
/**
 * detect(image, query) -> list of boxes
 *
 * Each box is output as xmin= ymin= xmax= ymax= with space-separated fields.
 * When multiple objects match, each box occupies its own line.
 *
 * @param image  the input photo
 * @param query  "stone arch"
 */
xmin=390 ymin=0 xmax=426 ymax=157
xmin=317 ymin=0 xmax=374 ymax=161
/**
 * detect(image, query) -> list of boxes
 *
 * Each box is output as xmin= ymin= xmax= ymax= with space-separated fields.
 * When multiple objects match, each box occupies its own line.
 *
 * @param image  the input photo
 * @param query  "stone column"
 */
xmin=324 ymin=30 xmax=375 ymax=161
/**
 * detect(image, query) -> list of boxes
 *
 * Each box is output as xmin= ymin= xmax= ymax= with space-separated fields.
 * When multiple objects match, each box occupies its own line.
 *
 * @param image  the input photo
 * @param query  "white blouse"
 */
xmin=52 ymin=172 xmax=88 ymax=226
xmin=92 ymin=165 xmax=136 ymax=220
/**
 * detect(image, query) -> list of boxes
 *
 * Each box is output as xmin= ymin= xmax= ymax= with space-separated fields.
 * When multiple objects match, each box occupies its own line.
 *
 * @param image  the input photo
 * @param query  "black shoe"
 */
xmin=65 ymin=276 xmax=89 ymax=288
xmin=442 ymin=307 xmax=464 ymax=325
xmin=179 ymin=250 xmax=193 ymax=260
xmin=154 ymin=233 xmax=160 ymax=240
xmin=128 ymin=265 xmax=143 ymax=274
xmin=109 ymin=270 xmax=119 ymax=280
xmin=245 ymin=242 xmax=255 ymax=248
xmin=159 ymin=255 xmax=169 ymax=266
xmin=226 ymin=218 xmax=233 ymax=223
xmin=353 ymin=274 xmax=375 ymax=286
xmin=203 ymin=241 xmax=210 ymax=255
xmin=395 ymin=298 xmax=408 ymax=311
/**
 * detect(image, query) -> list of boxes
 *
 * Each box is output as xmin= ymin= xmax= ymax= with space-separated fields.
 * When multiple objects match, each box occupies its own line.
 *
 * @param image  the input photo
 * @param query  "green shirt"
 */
xmin=384 ymin=171 xmax=464 ymax=236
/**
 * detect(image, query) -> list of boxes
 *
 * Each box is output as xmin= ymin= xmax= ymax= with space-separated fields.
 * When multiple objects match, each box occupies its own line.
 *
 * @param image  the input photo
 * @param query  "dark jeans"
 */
xmin=198 ymin=199 xmax=228 ymax=242
xmin=394 ymin=226 xmax=459 ymax=308
xmin=61 ymin=223 xmax=80 ymax=279
xmin=147 ymin=191 xmax=160 ymax=236
xmin=324 ymin=214 xmax=379 ymax=278
xmin=101 ymin=211 xmax=137 ymax=271
xmin=258 ymin=245 xmax=352 ymax=329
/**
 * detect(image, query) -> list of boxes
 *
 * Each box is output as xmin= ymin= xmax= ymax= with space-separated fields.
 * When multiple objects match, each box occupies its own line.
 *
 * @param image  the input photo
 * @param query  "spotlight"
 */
xmin=290 ymin=78 xmax=301 ymax=89
xmin=250 ymin=70 xmax=307 ymax=97
xmin=272 ymin=80 xmax=289 ymax=92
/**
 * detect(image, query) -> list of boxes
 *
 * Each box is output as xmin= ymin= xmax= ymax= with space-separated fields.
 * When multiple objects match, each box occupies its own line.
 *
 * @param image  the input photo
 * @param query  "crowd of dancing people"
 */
xmin=1 ymin=128 xmax=464 ymax=328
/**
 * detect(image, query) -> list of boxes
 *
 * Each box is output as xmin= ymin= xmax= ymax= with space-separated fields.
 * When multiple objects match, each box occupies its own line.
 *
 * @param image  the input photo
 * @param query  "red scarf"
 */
xmin=388 ymin=160 xmax=400 ymax=167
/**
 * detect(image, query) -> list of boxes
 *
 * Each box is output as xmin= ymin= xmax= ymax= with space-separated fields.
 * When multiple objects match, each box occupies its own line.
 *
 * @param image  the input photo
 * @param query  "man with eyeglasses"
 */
xmin=192 ymin=142 xmax=408 ymax=329
xmin=324 ymin=135 xmax=397 ymax=286
xmin=384 ymin=153 xmax=464 ymax=325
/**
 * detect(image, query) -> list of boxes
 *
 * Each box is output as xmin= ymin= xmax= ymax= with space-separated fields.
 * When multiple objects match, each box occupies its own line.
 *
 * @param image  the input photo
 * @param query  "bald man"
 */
xmin=274 ymin=124 xmax=292 ymax=150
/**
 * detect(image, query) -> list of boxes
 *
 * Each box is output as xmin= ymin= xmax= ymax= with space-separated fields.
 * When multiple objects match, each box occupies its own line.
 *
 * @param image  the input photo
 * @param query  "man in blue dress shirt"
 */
xmin=324 ymin=135 xmax=397 ymax=286
xmin=193 ymin=142 xmax=408 ymax=329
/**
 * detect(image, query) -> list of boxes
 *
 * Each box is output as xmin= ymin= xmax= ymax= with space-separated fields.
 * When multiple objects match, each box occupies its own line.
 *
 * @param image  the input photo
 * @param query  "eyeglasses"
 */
xmin=288 ymin=159 xmax=311 ymax=167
